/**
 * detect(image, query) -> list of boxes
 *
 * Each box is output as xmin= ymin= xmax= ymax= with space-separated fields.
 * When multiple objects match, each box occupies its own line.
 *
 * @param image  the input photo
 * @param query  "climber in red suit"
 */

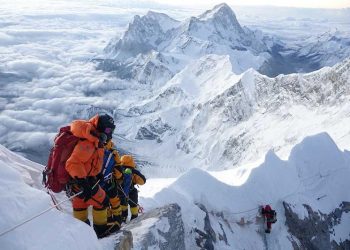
xmin=261 ymin=205 xmax=276 ymax=233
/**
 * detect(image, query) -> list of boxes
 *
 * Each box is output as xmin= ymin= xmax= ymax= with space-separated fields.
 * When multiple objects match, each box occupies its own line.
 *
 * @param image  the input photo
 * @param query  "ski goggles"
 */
xmin=104 ymin=126 xmax=115 ymax=134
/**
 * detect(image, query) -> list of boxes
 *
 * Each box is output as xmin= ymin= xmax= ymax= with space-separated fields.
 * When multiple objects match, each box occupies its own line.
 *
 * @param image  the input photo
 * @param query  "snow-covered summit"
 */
xmin=196 ymin=3 xmax=245 ymax=40
xmin=105 ymin=11 xmax=180 ymax=61
xmin=199 ymin=3 xmax=237 ymax=21
xmin=103 ymin=3 xmax=274 ymax=78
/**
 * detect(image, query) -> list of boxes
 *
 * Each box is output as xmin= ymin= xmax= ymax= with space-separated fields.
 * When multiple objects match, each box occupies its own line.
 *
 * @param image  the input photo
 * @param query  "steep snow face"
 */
xmin=220 ymin=60 xmax=349 ymax=162
xmin=192 ymin=3 xmax=268 ymax=54
xmin=288 ymin=133 xmax=350 ymax=212
xmin=139 ymin=133 xmax=350 ymax=249
xmin=105 ymin=11 xmax=180 ymax=61
xmin=122 ymin=58 xmax=350 ymax=176
xmin=0 ymin=144 xmax=101 ymax=250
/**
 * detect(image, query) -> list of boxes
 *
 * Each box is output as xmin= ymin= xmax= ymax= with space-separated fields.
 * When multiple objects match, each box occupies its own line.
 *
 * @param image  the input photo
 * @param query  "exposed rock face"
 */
xmin=283 ymin=201 xmax=350 ymax=250
xmin=113 ymin=230 xmax=133 ymax=250
xmin=194 ymin=203 xmax=217 ymax=250
xmin=136 ymin=118 xmax=173 ymax=142
xmin=114 ymin=203 xmax=185 ymax=250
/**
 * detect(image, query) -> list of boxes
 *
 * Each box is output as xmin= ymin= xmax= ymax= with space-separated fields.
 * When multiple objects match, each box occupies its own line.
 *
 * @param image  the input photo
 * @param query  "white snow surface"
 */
xmin=1 ymin=130 xmax=350 ymax=249
xmin=0 ymin=144 xmax=100 ymax=250
xmin=137 ymin=132 xmax=350 ymax=249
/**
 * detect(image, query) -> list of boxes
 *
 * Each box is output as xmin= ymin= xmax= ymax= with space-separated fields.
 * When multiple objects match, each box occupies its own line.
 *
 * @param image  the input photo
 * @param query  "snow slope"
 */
xmin=114 ymin=57 xmax=350 ymax=178
xmin=138 ymin=132 xmax=350 ymax=249
xmin=0 ymin=144 xmax=100 ymax=250
xmin=1 ymin=131 xmax=349 ymax=249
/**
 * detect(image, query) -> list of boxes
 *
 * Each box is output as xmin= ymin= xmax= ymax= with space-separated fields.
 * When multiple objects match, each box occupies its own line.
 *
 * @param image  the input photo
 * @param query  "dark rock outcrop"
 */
xmin=283 ymin=201 xmax=350 ymax=250
xmin=114 ymin=203 xmax=185 ymax=250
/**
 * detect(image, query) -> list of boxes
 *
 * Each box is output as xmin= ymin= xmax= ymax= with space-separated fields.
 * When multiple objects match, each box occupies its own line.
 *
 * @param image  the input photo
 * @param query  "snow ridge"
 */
xmin=139 ymin=132 xmax=350 ymax=249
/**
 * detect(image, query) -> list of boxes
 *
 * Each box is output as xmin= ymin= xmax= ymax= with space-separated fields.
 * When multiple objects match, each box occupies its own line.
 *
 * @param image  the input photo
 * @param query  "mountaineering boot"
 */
xmin=107 ymin=215 xmax=121 ymax=234
xmin=92 ymin=207 xmax=108 ymax=238
xmin=265 ymin=229 xmax=271 ymax=234
xmin=93 ymin=224 xmax=109 ymax=238
xmin=130 ymin=206 xmax=138 ymax=221
xmin=121 ymin=205 xmax=128 ymax=223
xmin=108 ymin=198 xmax=122 ymax=232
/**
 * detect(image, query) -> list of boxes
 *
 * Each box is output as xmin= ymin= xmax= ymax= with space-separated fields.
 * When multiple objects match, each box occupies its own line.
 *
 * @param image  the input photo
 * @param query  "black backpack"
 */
xmin=267 ymin=210 xmax=277 ymax=223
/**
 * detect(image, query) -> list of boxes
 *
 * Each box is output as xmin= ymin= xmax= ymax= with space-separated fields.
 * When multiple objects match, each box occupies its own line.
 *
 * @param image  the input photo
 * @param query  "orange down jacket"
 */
xmin=65 ymin=115 xmax=104 ymax=179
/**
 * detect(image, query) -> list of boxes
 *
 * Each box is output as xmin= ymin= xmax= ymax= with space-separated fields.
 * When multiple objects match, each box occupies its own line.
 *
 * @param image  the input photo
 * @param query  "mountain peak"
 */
xmin=199 ymin=3 xmax=236 ymax=20
xmin=145 ymin=10 xmax=170 ymax=20
xmin=198 ymin=3 xmax=243 ymax=33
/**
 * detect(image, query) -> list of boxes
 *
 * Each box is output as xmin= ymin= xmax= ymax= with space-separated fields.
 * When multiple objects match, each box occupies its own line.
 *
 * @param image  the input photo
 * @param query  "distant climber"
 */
xmin=118 ymin=155 xmax=146 ymax=222
xmin=65 ymin=114 xmax=116 ymax=238
xmin=261 ymin=205 xmax=277 ymax=233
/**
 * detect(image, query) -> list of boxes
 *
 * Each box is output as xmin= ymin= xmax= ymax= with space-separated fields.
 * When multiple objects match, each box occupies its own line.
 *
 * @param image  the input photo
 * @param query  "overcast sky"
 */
xmin=155 ymin=0 xmax=350 ymax=8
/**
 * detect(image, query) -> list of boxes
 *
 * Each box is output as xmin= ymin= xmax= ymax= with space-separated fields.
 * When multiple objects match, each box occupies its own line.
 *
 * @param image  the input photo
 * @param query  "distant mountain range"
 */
xmin=100 ymin=3 xmax=350 ymax=79
xmin=93 ymin=4 xmax=350 ymax=176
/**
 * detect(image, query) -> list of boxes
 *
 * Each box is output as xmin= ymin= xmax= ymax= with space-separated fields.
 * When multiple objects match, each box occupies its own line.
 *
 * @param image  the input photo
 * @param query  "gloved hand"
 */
xmin=96 ymin=172 xmax=104 ymax=182
xmin=75 ymin=178 xmax=92 ymax=202
xmin=90 ymin=130 xmax=107 ymax=148
xmin=131 ymin=168 xmax=146 ymax=183
xmin=98 ymin=133 xmax=107 ymax=148
xmin=101 ymin=194 xmax=110 ymax=208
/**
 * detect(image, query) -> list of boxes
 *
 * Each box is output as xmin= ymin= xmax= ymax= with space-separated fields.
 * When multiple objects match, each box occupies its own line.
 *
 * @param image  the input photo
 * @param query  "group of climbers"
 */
xmin=44 ymin=113 xmax=276 ymax=238
xmin=46 ymin=113 xmax=146 ymax=238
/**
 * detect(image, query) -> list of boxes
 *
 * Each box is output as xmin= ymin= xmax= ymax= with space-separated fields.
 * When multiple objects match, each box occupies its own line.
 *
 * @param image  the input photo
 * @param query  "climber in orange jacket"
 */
xmin=65 ymin=113 xmax=115 ymax=238
xmin=118 ymin=155 xmax=146 ymax=222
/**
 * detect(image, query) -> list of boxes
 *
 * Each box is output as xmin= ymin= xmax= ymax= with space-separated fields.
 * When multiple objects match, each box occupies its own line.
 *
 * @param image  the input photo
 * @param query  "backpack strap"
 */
xmin=103 ymin=152 xmax=114 ymax=176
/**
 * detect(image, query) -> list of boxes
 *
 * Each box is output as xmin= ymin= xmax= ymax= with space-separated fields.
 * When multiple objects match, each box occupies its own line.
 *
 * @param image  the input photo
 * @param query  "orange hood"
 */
xmin=70 ymin=115 xmax=100 ymax=143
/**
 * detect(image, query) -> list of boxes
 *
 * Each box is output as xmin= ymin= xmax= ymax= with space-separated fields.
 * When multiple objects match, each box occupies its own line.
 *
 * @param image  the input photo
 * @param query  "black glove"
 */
xmin=101 ymin=195 xmax=110 ymax=208
xmin=96 ymin=172 xmax=104 ymax=182
xmin=132 ymin=169 xmax=146 ymax=183
xmin=98 ymin=133 xmax=107 ymax=148
xmin=90 ymin=130 xmax=107 ymax=148
xmin=76 ymin=178 xmax=92 ymax=202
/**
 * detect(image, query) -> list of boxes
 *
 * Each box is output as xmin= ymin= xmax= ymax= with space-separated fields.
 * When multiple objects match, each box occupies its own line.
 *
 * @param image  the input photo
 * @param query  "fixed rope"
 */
xmin=116 ymin=183 xmax=144 ymax=214
xmin=0 ymin=180 xmax=100 ymax=238
xmin=0 ymin=190 xmax=82 ymax=238
xmin=47 ymin=190 xmax=63 ymax=211
xmin=227 ymin=165 xmax=344 ymax=217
